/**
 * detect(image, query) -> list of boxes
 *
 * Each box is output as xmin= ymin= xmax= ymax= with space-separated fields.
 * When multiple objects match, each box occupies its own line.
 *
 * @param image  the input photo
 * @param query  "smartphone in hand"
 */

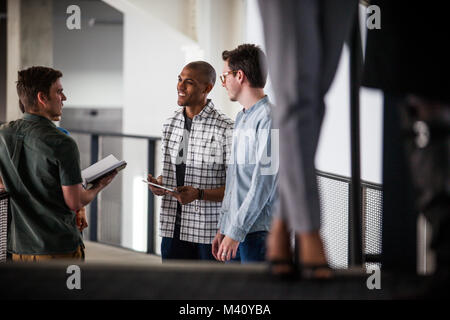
xmin=142 ymin=180 xmax=176 ymax=193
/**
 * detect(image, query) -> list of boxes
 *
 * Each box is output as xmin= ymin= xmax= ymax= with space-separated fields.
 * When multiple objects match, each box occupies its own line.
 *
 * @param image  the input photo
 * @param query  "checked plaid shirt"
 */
xmin=159 ymin=100 xmax=234 ymax=244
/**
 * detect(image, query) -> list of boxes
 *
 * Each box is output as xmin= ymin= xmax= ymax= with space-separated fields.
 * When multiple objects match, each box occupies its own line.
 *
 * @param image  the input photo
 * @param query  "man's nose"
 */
xmin=62 ymin=93 xmax=67 ymax=101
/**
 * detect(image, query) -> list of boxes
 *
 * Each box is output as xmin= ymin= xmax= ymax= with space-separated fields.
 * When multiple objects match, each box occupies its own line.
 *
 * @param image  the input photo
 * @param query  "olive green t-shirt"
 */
xmin=0 ymin=113 xmax=83 ymax=254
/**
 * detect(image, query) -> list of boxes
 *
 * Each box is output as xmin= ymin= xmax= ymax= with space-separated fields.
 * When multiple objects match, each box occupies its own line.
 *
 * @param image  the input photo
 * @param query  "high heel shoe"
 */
xmin=268 ymin=259 xmax=333 ymax=281
xmin=299 ymin=263 xmax=333 ymax=280
xmin=267 ymin=258 xmax=299 ymax=280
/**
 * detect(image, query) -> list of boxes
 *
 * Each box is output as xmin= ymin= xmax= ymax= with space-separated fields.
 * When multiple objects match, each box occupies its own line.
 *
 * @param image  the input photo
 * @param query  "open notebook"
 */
xmin=81 ymin=154 xmax=127 ymax=189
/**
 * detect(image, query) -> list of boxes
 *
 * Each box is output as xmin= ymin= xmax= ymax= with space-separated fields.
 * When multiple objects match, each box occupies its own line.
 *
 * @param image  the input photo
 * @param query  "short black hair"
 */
xmin=222 ymin=44 xmax=268 ymax=88
xmin=16 ymin=66 xmax=63 ymax=112
xmin=19 ymin=100 xmax=25 ymax=113
xmin=185 ymin=61 xmax=216 ymax=86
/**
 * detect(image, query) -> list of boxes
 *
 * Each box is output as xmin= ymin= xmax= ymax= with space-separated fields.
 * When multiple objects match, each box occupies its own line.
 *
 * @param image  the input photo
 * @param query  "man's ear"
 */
xmin=204 ymin=83 xmax=213 ymax=94
xmin=36 ymin=91 xmax=48 ymax=107
xmin=237 ymin=70 xmax=245 ymax=84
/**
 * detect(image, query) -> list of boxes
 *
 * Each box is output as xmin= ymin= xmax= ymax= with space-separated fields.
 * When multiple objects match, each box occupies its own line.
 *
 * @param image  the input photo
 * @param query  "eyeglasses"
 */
xmin=220 ymin=70 xmax=238 ymax=84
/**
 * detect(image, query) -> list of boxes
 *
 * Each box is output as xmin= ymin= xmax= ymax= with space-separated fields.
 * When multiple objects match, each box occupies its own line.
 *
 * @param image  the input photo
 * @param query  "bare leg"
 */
xmin=266 ymin=218 xmax=294 ymax=275
xmin=297 ymin=231 xmax=332 ymax=278
xmin=267 ymin=220 xmax=332 ymax=278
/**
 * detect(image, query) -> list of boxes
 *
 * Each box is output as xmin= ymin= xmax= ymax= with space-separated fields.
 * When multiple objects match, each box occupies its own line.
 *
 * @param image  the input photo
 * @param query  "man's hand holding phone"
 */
xmin=147 ymin=174 xmax=167 ymax=196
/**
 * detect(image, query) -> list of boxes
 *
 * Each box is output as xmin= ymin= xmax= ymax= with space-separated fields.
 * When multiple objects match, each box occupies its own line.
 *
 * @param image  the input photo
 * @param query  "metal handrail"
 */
xmin=317 ymin=169 xmax=382 ymax=265
xmin=316 ymin=170 xmax=382 ymax=191
xmin=64 ymin=128 xmax=161 ymax=141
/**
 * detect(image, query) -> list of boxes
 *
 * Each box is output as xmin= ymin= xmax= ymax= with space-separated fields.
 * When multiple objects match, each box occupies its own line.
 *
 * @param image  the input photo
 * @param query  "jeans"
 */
xmin=161 ymin=224 xmax=215 ymax=261
xmin=230 ymin=231 xmax=268 ymax=264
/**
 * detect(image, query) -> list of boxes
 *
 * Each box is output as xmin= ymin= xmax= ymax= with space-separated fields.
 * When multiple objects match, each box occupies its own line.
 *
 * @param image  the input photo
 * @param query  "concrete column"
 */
xmin=6 ymin=0 xmax=53 ymax=121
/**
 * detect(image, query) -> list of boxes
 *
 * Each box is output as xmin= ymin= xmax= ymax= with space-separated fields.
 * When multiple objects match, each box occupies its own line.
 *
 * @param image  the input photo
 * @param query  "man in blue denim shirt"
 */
xmin=212 ymin=44 xmax=278 ymax=263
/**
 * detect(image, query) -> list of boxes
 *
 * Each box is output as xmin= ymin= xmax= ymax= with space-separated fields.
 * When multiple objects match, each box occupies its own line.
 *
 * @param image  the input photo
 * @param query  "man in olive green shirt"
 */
xmin=0 ymin=66 xmax=117 ymax=260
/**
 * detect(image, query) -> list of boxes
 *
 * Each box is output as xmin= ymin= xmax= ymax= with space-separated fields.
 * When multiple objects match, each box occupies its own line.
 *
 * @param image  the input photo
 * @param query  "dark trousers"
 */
xmin=399 ymin=95 xmax=450 ymax=272
xmin=382 ymin=94 xmax=417 ymax=271
xmin=382 ymin=93 xmax=450 ymax=273
xmin=160 ymin=224 xmax=215 ymax=261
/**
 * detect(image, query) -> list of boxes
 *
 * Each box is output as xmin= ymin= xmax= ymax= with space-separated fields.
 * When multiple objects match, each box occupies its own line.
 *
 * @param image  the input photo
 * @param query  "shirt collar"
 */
xmin=23 ymin=113 xmax=56 ymax=127
xmin=178 ymin=99 xmax=215 ymax=121
xmin=242 ymin=95 xmax=269 ymax=115
xmin=196 ymin=99 xmax=214 ymax=120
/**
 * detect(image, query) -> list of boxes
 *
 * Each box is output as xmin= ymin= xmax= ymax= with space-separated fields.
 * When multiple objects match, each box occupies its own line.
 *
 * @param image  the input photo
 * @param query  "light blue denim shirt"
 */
xmin=219 ymin=96 xmax=279 ymax=242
